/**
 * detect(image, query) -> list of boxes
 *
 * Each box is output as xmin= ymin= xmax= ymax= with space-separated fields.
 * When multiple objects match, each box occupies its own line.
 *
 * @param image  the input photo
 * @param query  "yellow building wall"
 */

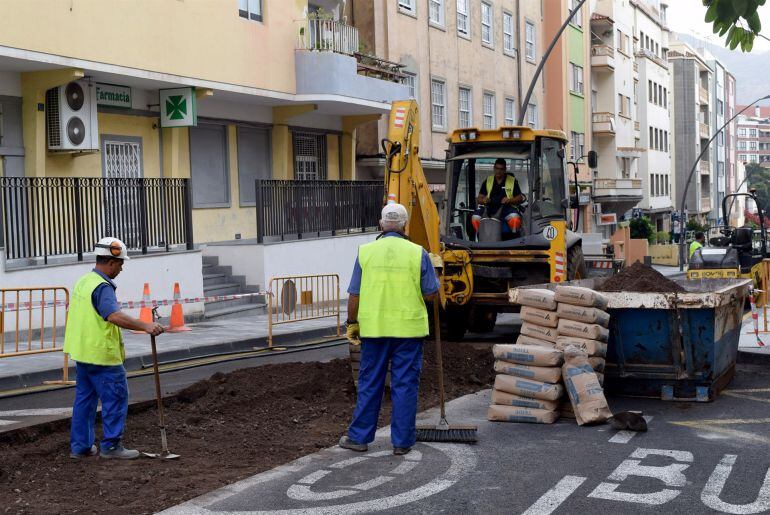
xmin=327 ymin=135 xmax=340 ymax=180
xmin=0 ymin=0 xmax=303 ymax=94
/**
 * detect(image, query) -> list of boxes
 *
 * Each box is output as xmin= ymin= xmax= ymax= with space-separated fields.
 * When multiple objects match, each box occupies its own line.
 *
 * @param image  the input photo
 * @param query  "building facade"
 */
xmin=709 ymin=57 xmax=727 ymax=226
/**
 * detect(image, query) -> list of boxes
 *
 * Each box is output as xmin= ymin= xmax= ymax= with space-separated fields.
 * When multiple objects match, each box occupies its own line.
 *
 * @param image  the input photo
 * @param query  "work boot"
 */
xmin=339 ymin=436 xmax=367 ymax=452
xmin=69 ymin=444 xmax=98 ymax=459
xmin=393 ymin=446 xmax=412 ymax=456
xmin=100 ymin=444 xmax=141 ymax=460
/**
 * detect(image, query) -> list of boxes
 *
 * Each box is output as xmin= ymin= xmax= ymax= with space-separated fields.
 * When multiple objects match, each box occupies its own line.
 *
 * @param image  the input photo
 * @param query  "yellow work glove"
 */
xmin=346 ymin=321 xmax=361 ymax=345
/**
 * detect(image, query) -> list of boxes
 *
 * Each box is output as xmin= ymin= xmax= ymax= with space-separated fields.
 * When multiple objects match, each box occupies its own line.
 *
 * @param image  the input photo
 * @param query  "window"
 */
xmin=750 ymin=154 xmax=759 ymax=163
xmin=238 ymin=0 xmax=262 ymax=21
xmin=649 ymin=127 xmax=654 ymax=149
xmin=570 ymin=0 xmax=583 ymax=28
xmin=429 ymin=0 xmax=445 ymax=27
xmin=481 ymin=2 xmax=493 ymax=46
xmin=618 ymin=94 xmax=630 ymax=117
xmin=503 ymin=12 xmax=515 ymax=54
xmin=459 ymin=87 xmax=472 ymax=128
xmin=525 ymin=21 xmax=536 ymax=61
xmin=738 ymin=140 xmax=747 ymax=150
xmin=739 ymin=154 xmax=747 ymax=162
xmin=664 ymin=131 xmax=668 ymax=151
xmin=569 ymin=131 xmax=585 ymax=160
xmin=483 ymin=92 xmax=495 ymax=129
xmin=751 ymin=129 xmax=758 ymax=137
xmin=750 ymin=141 xmax=758 ymax=150
xmin=431 ymin=79 xmax=446 ymax=129
xmin=738 ymin=128 xmax=747 ymax=137
xmin=718 ymin=132 xmax=724 ymax=147
xmin=654 ymin=128 xmax=659 ymax=150
xmin=457 ymin=0 xmax=469 ymax=36
xmin=504 ymin=97 xmax=516 ymax=125
xmin=663 ymin=88 xmax=667 ymax=108
xmin=653 ymin=84 xmax=658 ymax=105
xmin=718 ymin=99 xmax=724 ymax=116
xmin=293 ymin=131 xmax=328 ymax=180
xmin=398 ymin=0 xmax=415 ymax=13
xmin=569 ymin=63 xmax=584 ymax=95
xmin=527 ymin=103 xmax=537 ymax=128
xmin=648 ymin=80 xmax=653 ymax=102
xmin=403 ymin=72 xmax=417 ymax=99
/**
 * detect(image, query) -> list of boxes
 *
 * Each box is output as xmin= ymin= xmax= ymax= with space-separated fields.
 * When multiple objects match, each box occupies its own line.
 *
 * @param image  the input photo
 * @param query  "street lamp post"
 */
xmin=678 ymin=94 xmax=770 ymax=271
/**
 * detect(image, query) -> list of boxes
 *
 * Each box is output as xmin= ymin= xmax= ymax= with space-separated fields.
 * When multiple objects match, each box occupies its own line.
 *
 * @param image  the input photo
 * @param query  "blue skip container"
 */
xmin=515 ymin=278 xmax=750 ymax=402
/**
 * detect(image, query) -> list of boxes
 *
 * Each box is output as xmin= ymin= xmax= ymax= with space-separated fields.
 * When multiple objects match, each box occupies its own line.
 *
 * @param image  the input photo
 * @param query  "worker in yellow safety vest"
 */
xmin=64 ymin=237 xmax=165 ymax=460
xmin=689 ymin=231 xmax=705 ymax=258
xmin=471 ymin=158 xmax=525 ymax=237
xmin=340 ymin=203 xmax=439 ymax=456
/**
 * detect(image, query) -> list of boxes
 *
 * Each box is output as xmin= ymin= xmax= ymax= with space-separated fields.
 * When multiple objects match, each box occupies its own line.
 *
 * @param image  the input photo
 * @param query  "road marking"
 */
xmin=328 ymin=456 xmax=368 ymax=470
xmin=521 ymin=475 xmax=587 ymax=515
xmin=670 ymin=418 xmax=770 ymax=445
xmin=702 ymin=454 xmax=770 ymax=514
xmin=723 ymin=388 xmax=770 ymax=404
xmin=351 ymin=475 xmax=395 ymax=491
xmin=297 ymin=470 xmax=330 ymax=485
xmin=391 ymin=460 xmax=420 ymax=475
xmin=0 ymin=408 xmax=72 ymax=417
xmin=609 ymin=416 xmax=653 ymax=444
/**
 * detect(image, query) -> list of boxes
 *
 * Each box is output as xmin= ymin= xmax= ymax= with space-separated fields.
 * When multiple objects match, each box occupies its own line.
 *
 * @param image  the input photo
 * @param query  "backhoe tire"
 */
xmin=428 ymin=304 xmax=469 ymax=341
xmin=469 ymin=308 xmax=497 ymax=334
xmin=567 ymin=245 xmax=588 ymax=281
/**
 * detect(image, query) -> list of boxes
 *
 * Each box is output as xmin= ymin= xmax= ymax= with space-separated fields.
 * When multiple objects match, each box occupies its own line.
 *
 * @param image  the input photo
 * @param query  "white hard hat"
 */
xmin=94 ymin=237 xmax=130 ymax=260
xmin=381 ymin=203 xmax=408 ymax=224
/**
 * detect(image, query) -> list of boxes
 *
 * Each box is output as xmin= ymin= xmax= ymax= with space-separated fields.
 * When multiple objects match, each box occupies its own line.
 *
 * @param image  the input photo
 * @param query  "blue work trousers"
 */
xmin=348 ymin=338 xmax=423 ymax=448
xmin=70 ymin=362 xmax=129 ymax=454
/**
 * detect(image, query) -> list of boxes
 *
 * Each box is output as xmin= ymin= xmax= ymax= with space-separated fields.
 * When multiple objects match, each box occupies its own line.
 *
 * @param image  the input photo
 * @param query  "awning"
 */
xmin=449 ymin=150 xmax=529 ymax=161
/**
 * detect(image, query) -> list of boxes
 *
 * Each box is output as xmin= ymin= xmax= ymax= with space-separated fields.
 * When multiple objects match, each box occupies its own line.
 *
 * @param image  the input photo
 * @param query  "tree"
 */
xmin=630 ymin=216 xmax=655 ymax=243
xmin=747 ymin=163 xmax=770 ymax=214
xmin=704 ymin=0 xmax=765 ymax=52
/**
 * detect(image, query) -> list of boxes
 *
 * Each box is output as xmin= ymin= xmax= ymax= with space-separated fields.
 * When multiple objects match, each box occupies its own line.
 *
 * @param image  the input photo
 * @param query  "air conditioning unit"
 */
xmin=592 ymin=204 xmax=602 ymax=215
xmin=46 ymin=80 xmax=99 ymax=152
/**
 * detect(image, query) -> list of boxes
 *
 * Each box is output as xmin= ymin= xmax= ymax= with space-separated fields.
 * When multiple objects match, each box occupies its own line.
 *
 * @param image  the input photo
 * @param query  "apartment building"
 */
xmin=669 ymin=40 xmax=714 ymax=223
xmin=725 ymin=72 xmax=744 ymax=227
xmin=708 ymin=57 xmax=727 ymax=225
xmin=736 ymin=106 xmax=770 ymax=165
xmin=351 ymin=0 xmax=545 ymax=185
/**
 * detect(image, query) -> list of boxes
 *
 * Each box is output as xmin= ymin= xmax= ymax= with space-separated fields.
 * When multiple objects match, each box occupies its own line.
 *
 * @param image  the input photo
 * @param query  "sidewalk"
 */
xmin=0 ymin=308 xmax=346 ymax=391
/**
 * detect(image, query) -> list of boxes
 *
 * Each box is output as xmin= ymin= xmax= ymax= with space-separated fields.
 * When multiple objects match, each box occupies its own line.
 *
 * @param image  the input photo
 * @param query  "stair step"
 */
xmin=203 ymin=273 xmax=229 ymax=287
xmin=204 ymin=294 xmax=264 ymax=310
xmin=202 ymin=256 xmax=219 ymax=266
xmin=204 ymin=283 xmax=243 ymax=296
xmin=204 ymin=303 xmax=267 ymax=320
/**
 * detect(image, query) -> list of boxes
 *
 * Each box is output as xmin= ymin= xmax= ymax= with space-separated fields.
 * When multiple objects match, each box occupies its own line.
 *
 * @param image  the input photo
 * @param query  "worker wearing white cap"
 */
xmin=64 ymin=237 xmax=165 ymax=460
xmin=340 ymin=203 xmax=439 ymax=456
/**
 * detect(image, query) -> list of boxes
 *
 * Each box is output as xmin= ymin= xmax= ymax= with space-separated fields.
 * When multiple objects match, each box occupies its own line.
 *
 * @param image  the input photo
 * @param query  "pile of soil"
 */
xmin=597 ymin=261 xmax=686 ymax=293
xmin=0 ymin=342 xmax=493 ymax=514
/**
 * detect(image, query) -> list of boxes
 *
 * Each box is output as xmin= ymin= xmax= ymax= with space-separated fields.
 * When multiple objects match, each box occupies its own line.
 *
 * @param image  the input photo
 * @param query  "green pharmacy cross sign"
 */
xmin=159 ymin=87 xmax=197 ymax=128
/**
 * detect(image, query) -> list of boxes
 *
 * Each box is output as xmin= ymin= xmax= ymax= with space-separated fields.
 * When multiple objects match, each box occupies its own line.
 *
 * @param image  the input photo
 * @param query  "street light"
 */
xmin=678 ymin=93 xmax=770 ymax=271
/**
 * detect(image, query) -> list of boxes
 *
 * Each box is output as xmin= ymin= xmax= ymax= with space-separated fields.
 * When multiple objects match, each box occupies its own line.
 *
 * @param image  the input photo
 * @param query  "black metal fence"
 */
xmin=255 ymin=180 xmax=383 ymax=243
xmin=0 ymin=177 xmax=193 ymax=263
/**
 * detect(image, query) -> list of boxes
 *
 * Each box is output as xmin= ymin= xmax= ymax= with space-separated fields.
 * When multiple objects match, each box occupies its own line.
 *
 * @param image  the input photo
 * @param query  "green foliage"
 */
xmin=686 ymin=219 xmax=709 ymax=233
xmin=747 ymin=163 xmax=770 ymax=215
xmin=703 ymin=0 xmax=764 ymax=52
xmin=656 ymin=230 xmax=670 ymax=244
xmin=630 ymin=216 xmax=656 ymax=243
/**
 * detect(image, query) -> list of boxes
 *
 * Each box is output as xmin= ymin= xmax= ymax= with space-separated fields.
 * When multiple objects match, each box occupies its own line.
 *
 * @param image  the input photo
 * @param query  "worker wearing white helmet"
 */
xmin=341 ymin=202 xmax=439 ymax=456
xmin=64 ymin=237 xmax=164 ymax=460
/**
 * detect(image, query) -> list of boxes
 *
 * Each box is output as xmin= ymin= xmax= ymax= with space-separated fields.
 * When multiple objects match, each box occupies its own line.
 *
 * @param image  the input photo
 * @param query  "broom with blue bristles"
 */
xmin=415 ymin=298 xmax=478 ymax=443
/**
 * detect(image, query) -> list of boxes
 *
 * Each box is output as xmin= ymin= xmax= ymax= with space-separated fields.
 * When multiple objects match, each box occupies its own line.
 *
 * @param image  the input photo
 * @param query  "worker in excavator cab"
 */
xmin=471 ymin=158 xmax=524 ymax=237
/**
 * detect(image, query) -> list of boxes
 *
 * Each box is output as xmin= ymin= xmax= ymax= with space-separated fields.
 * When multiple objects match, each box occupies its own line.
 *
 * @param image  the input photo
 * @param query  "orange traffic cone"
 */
xmin=167 ymin=282 xmax=191 ymax=332
xmin=131 ymin=283 xmax=153 ymax=334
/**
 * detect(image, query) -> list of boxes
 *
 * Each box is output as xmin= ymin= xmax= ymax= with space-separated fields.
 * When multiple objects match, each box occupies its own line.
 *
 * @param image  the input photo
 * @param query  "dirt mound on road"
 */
xmin=597 ymin=262 xmax=685 ymax=294
xmin=0 ymin=341 xmax=493 ymax=514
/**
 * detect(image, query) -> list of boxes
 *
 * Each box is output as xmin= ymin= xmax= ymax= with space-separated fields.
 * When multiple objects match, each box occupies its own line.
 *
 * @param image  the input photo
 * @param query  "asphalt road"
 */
xmin=164 ymin=361 xmax=770 ymax=514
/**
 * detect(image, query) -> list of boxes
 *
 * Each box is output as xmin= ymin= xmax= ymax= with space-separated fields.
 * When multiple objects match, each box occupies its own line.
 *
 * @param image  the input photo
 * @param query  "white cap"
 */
xmin=94 ymin=237 xmax=130 ymax=260
xmin=381 ymin=203 xmax=408 ymax=224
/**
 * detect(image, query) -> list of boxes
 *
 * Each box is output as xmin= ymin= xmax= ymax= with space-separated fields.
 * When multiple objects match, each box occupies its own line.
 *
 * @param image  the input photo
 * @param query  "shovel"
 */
xmin=143 ymin=308 xmax=180 ymax=460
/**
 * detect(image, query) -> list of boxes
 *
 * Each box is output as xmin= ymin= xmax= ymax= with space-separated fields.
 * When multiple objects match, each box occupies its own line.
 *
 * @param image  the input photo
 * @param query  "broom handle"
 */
xmin=433 ymin=297 xmax=447 ymax=421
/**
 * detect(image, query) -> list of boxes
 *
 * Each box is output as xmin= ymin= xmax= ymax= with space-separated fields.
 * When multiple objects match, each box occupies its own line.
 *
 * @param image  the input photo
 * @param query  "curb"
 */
xmin=0 ymin=325 xmax=342 ymax=392
xmin=737 ymin=348 xmax=770 ymax=366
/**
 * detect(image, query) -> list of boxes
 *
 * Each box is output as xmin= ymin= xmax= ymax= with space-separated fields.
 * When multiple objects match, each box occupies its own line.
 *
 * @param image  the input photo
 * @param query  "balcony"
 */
xmin=591 ymin=45 xmax=615 ymax=70
xmin=635 ymin=49 xmax=669 ymax=70
xmin=699 ymin=86 xmax=709 ymax=105
xmin=699 ymin=160 xmax=710 ymax=174
xmin=592 ymin=112 xmax=615 ymax=135
xmin=294 ymin=17 xmax=409 ymax=106
xmin=699 ymin=122 xmax=710 ymax=139
xmin=592 ymin=178 xmax=644 ymax=215
xmin=634 ymin=120 xmax=640 ymax=136
xmin=700 ymin=197 xmax=711 ymax=212
xmin=633 ymin=61 xmax=639 ymax=74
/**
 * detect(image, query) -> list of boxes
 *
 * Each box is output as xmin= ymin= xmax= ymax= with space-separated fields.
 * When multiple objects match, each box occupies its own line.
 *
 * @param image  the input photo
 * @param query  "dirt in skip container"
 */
xmin=0 ymin=342 xmax=493 ymax=515
xmin=597 ymin=261 xmax=686 ymax=294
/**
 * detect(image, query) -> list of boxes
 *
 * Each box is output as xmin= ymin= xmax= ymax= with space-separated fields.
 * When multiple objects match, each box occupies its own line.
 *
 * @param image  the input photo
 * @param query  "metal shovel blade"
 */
xmin=143 ymin=450 xmax=180 ymax=459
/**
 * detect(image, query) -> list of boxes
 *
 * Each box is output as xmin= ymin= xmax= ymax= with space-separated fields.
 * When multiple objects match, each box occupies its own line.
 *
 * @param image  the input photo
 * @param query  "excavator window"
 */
xmin=533 ymin=138 xmax=567 ymax=220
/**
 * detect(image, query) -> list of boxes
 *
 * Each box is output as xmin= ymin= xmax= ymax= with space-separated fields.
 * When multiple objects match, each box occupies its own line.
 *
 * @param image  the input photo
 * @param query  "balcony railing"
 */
xmin=700 ymin=197 xmax=711 ymax=212
xmin=590 ymin=44 xmax=615 ymax=70
xmin=296 ymin=18 xmax=359 ymax=56
xmin=592 ymin=44 xmax=615 ymax=57
xmin=699 ymin=160 xmax=710 ymax=174
xmin=594 ymin=178 xmax=643 ymax=190
xmin=634 ymin=121 xmax=640 ymax=132
xmin=255 ymin=180 xmax=384 ymax=243
xmin=699 ymin=86 xmax=709 ymax=105
xmin=0 ymin=177 xmax=193 ymax=263
xmin=634 ymin=49 xmax=668 ymax=69
xmin=699 ymin=122 xmax=710 ymax=139
xmin=592 ymin=112 xmax=615 ymax=134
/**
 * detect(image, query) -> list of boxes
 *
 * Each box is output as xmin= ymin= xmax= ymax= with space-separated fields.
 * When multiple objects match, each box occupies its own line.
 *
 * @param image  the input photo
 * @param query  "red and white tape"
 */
xmin=749 ymin=289 xmax=765 ymax=347
xmin=0 ymin=292 xmax=268 ymax=313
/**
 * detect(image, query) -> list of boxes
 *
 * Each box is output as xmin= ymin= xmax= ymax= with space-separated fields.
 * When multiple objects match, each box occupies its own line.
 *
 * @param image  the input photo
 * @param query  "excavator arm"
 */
xmin=382 ymin=100 xmax=472 ymax=306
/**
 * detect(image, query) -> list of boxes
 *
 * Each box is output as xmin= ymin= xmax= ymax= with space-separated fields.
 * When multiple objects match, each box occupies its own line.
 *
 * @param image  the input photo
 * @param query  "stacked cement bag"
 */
xmin=553 ymin=285 xmax=611 ymax=421
xmin=488 ymin=289 xmax=564 ymax=424
xmin=561 ymin=346 xmax=612 ymax=425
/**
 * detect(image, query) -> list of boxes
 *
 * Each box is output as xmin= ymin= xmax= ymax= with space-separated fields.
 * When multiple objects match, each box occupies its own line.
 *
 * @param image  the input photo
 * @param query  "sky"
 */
xmin=665 ymin=0 xmax=770 ymax=53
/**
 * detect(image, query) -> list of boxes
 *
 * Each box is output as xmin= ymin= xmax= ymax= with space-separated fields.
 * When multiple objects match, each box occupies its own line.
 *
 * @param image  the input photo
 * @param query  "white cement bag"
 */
xmin=520 ymin=306 xmax=559 ymax=328
xmin=554 ymin=285 xmax=609 ymax=309
xmin=561 ymin=346 xmax=612 ymax=426
xmin=520 ymin=322 xmax=558 ymax=343
xmin=516 ymin=334 xmax=557 ymax=348
xmin=510 ymin=288 xmax=557 ymax=310
xmin=555 ymin=336 xmax=608 ymax=357
xmin=557 ymin=303 xmax=610 ymax=327
xmin=557 ymin=319 xmax=609 ymax=342
xmin=494 ymin=360 xmax=562 ymax=384
xmin=490 ymin=389 xmax=560 ymax=411
xmin=487 ymin=405 xmax=559 ymax=424
xmin=492 ymin=344 xmax=564 ymax=366
xmin=494 ymin=374 xmax=564 ymax=401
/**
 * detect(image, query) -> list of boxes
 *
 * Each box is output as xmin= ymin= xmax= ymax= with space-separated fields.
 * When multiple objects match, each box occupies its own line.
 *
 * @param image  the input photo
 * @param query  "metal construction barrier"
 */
xmin=267 ymin=274 xmax=340 ymax=347
xmin=0 ymin=286 xmax=72 ymax=383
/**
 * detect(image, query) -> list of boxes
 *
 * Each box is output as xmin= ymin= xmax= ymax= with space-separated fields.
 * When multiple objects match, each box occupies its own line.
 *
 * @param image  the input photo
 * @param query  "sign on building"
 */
xmin=95 ymin=83 xmax=132 ymax=108
xmin=598 ymin=213 xmax=617 ymax=225
xmin=159 ymin=87 xmax=197 ymax=128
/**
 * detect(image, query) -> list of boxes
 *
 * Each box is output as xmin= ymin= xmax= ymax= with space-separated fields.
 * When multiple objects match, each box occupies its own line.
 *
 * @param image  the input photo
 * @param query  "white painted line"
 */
xmin=609 ymin=417 xmax=653 ymax=444
xmin=328 ymin=456 xmax=369 ymax=470
xmin=351 ymin=474 xmax=395 ymax=491
xmin=405 ymin=450 xmax=423 ymax=462
xmin=0 ymin=408 xmax=72 ymax=417
xmin=365 ymin=450 xmax=393 ymax=458
xmin=296 ymin=470 xmax=330 ymax=486
xmin=702 ymin=454 xmax=770 ymax=514
xmin=391 ymin=460 xmax=420 ymax=475
xmin=521 ymin=475 xmax=587 ymax=515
